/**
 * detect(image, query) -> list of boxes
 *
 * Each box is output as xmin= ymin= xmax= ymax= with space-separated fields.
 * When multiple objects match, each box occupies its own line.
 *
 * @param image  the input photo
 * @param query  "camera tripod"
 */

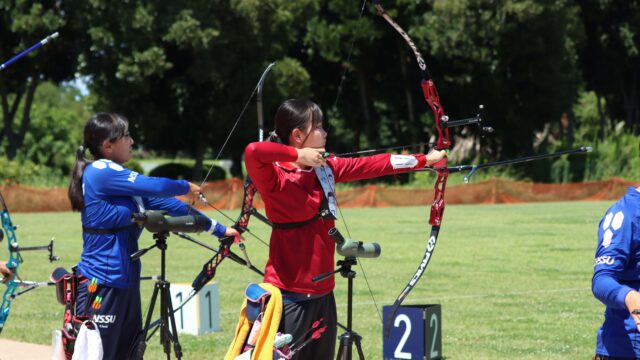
xmin=314 ymin=256 xmax=366 ymax=360
xmin=131 ymin=232 xmax=182 ymax=360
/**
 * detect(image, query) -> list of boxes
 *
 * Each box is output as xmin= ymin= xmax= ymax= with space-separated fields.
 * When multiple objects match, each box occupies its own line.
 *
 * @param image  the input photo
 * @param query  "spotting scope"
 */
xmin=132 ymin=210 xmax=210 ymax=234
xmin=328 ymin=227 xmax=381 ymax=258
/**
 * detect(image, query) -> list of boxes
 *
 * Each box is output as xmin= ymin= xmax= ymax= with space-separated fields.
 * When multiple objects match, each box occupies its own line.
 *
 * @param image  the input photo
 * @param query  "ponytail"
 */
xmin=68 ymin=144 xmax=91 ymax=211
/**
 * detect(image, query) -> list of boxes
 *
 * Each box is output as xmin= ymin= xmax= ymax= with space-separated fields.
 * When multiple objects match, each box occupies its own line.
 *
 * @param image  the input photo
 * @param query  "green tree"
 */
xmin=411 ymin=0 xmax=583 ymax=163
xmin=0 ymin=82 xmax=89 ymax=186
xmin=74 ymin=0 xmax=320 ymax=178
xmin=305 ymin=0 xmax=585 ymax=173
xmin=19 ymin=82 xmax=89 ymax=176
xmin=577 ymin=1 xmax=640 ymax=134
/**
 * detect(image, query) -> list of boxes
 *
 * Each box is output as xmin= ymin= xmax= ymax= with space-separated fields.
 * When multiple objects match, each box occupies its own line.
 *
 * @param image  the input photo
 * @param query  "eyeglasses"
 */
xmin=110 ymin=132 xmax=131 ymax=142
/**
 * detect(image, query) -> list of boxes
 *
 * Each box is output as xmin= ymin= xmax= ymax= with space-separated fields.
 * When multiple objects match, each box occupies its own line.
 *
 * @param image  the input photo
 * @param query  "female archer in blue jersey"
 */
xmin=592 ymin=185 xmax=640 ymax=359
xmin=67 ymin=113 xmax=240 ymax=360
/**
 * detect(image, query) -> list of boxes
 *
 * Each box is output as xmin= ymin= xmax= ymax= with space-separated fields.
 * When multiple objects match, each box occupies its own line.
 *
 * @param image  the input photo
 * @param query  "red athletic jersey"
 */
xmin=244 ymin=141 xmax=427 ymax=294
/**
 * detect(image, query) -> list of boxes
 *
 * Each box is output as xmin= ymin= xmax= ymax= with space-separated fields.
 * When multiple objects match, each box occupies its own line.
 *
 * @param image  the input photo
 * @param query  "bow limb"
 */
xmin=256 ymin=62 xmax=277 ymax=142
xmin=196 ymin=62 xmax=276 ymax=244
xmin=193 ymin=62 xmax=277 ymax=279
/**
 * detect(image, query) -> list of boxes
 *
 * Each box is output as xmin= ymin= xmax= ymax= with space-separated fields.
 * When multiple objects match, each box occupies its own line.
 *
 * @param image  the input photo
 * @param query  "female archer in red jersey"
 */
xmin=243 ymin=99 xmax=446 ymax=359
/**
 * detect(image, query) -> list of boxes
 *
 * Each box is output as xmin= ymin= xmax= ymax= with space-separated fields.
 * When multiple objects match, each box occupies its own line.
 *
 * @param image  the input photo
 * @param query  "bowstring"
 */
xmin=324 ymin=0 xmax=383 ymax=323
xmin=190 ymin=72 xmax=271 ymax=248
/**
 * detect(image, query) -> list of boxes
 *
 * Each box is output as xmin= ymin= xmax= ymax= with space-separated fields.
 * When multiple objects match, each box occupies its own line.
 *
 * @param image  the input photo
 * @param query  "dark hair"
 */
xmin=68 ymin=113 xmax=129 ymax=211
xmin=273 ymin=99 xmax=323 ymax=145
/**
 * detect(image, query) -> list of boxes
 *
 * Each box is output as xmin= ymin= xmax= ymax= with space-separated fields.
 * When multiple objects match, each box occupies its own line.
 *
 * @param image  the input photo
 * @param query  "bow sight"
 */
xmin=0 ymin=212 xmax=60 ymax=266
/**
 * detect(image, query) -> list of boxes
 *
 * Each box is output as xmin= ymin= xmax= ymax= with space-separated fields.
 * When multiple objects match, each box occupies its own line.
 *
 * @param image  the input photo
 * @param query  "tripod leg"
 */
xmin=337 ymin=333 xmax=351 ymax=360
xmin=353 ymin=335 xmax=365 ymax=360
xmin=156 ymin=280 xmax=171 ymax=360
xmin=165 ymin=282 xmax=183 ymax=359
xmin=136 ymin=283 xmax=161 ymax=359
xmin=159 ymin=283 xmax=171 ymax=359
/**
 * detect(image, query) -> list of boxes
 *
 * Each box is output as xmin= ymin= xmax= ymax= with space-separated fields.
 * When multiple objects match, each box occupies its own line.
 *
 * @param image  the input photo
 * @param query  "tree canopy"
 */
xmin=1 ymin=0 xmax=638 ymax=183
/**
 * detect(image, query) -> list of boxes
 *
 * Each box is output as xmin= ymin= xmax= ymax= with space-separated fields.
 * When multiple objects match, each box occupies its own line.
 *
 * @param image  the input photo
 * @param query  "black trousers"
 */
xmin=280 ymin=292 xmax=338 ymax=360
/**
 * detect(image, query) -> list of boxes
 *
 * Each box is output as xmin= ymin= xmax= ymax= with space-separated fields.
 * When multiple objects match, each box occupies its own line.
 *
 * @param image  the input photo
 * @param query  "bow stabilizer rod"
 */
xmin=0 ymin=32 xmax=59 ymax=72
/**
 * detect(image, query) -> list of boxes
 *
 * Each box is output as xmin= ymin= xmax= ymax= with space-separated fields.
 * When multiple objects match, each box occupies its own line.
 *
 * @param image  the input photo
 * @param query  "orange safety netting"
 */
xmin=0 ymin=177 xmax=637 ymax=213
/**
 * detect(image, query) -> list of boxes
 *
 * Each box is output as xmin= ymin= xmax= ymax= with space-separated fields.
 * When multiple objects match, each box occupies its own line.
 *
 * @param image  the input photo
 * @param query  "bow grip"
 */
xmin=192 ymin=256 xmax=217 ymax=291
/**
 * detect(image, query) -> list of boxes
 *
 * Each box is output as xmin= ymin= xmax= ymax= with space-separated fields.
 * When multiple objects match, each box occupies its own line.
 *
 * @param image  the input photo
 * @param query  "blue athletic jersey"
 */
xmin=76 ymin=159 xmax=211 ymax=288
xmin=592 ymin=187 xmax=640 ymax=357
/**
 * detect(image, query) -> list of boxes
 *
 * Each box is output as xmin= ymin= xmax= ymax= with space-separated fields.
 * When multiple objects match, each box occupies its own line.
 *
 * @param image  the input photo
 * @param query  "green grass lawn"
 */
xmin=1 ymin=201 xmax=611 ymax=359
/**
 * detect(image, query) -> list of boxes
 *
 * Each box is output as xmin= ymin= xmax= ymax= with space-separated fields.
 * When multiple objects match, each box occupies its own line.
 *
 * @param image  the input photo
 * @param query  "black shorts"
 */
xmin=280 ymin=291 xmax=338 ymax=360
xmin=76 ymin=278 xmax=142 ymax=360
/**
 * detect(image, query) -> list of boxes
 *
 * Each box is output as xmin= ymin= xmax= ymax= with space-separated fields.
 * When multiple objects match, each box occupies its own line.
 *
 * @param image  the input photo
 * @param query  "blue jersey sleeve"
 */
xmin=84 ymin=160 xmax=189 ymax=198
xmin=592 ymin=205 xmax=635 ymax=309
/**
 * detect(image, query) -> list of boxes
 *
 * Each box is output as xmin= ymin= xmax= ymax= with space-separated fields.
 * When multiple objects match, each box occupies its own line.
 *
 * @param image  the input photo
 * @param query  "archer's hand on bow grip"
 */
xmin=223 ymin=226 xmax=244 ymax=243
xmin=425 ymin=149 xmax=448 ymax=168
xmin=0 ymin=261 xmax=16 ymax=284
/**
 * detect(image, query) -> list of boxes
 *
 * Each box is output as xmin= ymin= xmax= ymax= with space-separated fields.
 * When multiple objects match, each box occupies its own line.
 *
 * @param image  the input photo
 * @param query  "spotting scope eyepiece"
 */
xmin=328 ymin=227 xmax=381 ymax=259
xmin=132 ymin=210 xmax=210 ymax=234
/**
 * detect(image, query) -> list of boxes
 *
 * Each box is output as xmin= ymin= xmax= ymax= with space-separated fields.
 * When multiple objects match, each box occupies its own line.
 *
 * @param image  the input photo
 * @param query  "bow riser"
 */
xmin=237 ymin=178 xmax=258 ymax=230
xmin=421 ymin=80 xmax=451 ymax=150
xmin=0 ymin=207 xmax=20 ymax=333
xmin=0 ymin=194 xmax=59 ymax=335
xmin=0 ymin=213 xmax=19 ymax=269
